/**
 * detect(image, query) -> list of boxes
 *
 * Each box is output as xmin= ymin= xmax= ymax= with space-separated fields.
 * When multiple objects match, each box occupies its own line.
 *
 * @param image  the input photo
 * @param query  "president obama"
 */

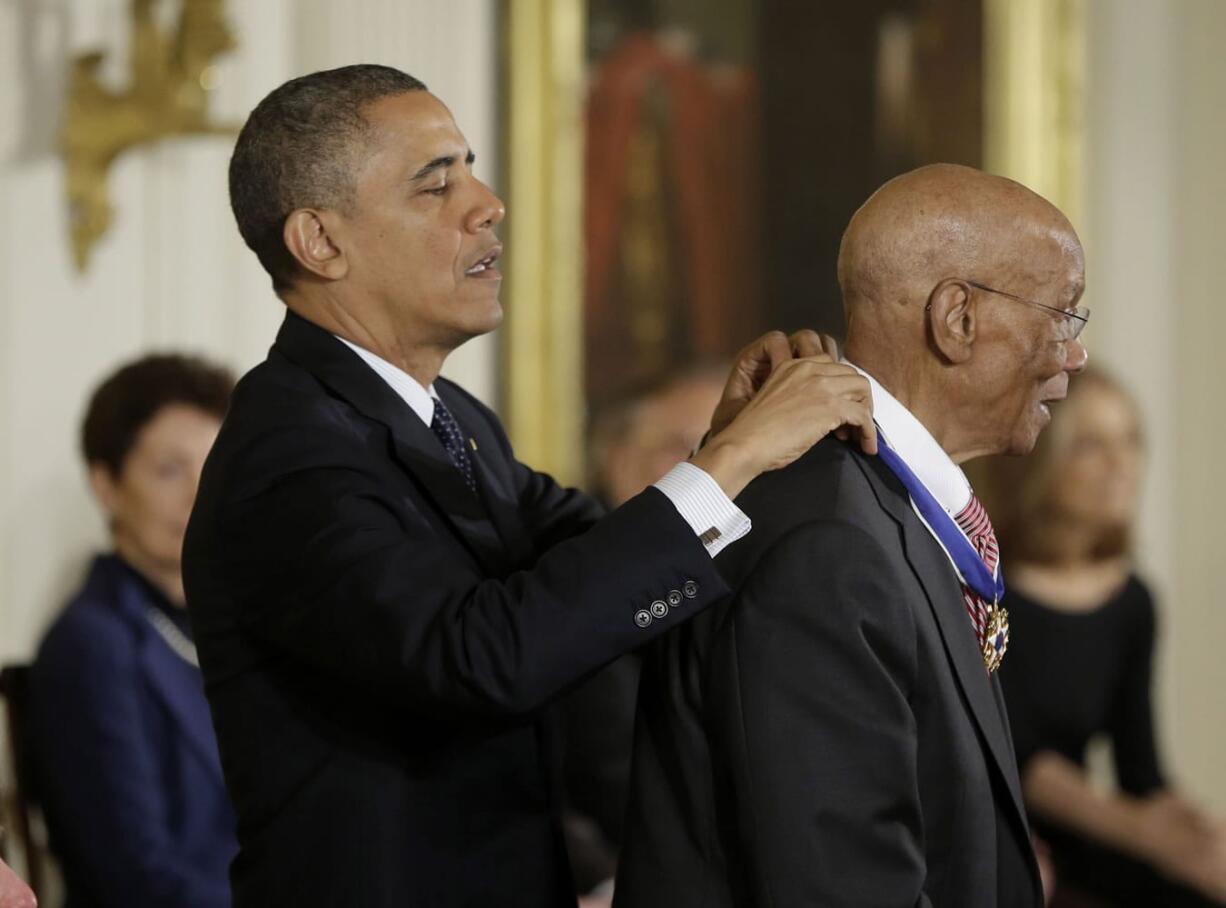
xmin=183 ymin=64 xmax=875 ymax=907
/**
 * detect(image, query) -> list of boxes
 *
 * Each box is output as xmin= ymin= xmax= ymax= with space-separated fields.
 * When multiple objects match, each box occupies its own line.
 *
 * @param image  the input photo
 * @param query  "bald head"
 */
xmin=838 ymin=164 xmax=1089 ymax=462
xmin=838 ymin=163 xmax=1081 ymax=320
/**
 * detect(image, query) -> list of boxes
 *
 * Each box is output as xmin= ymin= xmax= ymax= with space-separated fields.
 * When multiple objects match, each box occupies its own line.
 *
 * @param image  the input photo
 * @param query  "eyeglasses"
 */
xmin=964 ymin=280 xmax=1090 ymax=342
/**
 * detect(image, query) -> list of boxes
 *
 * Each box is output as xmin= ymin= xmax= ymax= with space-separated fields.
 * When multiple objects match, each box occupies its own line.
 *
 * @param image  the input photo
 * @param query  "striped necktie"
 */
xmin=953 ymin=494 xmax=1000 ymax=649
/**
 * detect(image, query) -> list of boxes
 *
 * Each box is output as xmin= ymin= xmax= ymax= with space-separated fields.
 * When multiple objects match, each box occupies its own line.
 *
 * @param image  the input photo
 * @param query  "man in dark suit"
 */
xmin=615 ymin=164 xmax=1090 ymax=907
xmin=182 ymin=64 xmax=876 ymax=907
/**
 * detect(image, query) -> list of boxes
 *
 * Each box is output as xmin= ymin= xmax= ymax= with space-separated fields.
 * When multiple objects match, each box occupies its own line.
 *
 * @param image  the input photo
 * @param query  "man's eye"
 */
xmin=425 ymin=184 xmax=448 ymax=196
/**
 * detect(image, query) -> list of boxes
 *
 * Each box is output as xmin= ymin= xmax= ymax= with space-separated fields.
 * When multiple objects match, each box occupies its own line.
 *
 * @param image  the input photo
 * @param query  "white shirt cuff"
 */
xmin=653 ymin=461 xmax=752 ymax=558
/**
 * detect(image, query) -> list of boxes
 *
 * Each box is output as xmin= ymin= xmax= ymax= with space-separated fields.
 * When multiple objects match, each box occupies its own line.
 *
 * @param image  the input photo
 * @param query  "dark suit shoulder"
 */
xmin=201 ymin=354 xmax=386 ymax=506
xmin=685 ymin=440 xmax=921 ymax=687
xmin=227 ymin=353 xmax=371 ymax=445
xmin=718 ymin=437 xmax=901 ymax=583
xmin=726 ymin=513 xmax=919 ymax=664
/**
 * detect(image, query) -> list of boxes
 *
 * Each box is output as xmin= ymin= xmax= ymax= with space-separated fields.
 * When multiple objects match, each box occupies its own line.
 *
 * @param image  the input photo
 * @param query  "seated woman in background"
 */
xmin=30 ymin=354 xmax=236 ymax=908
xmin=985 ymin=367 xmax=1226 ymax=907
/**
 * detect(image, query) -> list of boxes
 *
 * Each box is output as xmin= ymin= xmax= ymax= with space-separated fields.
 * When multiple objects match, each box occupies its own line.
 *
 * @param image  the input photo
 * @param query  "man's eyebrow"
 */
xmin=410 ymin=150 xmax=477 ymax=182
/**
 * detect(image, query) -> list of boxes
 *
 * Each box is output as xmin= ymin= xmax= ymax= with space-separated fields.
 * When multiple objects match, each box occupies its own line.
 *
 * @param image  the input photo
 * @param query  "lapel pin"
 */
xmin=469 ymin=438 xmax=478 ymax=452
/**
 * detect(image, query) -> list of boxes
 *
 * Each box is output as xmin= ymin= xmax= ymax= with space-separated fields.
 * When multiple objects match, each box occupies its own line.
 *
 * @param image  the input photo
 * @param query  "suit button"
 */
xmin=634 ymin=609 xmax=653 ymax=628
xmin=650 ymin=600 xmax=669 ymax=619
xmin=682 ymin=580 xmax=699 ymax=598
xmin=667 ymin=590 xmax=683 ymax=607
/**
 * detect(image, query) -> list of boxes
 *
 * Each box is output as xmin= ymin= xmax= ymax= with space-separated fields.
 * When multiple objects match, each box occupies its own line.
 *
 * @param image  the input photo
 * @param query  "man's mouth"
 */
xmin=465 ymin=246 xmax=502 ymax=277
xmin=1038 ymin=395 xmax=1064 ymax=418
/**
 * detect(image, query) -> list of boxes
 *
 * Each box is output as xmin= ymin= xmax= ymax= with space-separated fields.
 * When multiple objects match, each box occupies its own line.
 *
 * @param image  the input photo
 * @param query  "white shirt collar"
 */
xmin=847 ymin=362 xmax=972 ymax=517
xmin=335 ymin=336 xmax=437 ymax=426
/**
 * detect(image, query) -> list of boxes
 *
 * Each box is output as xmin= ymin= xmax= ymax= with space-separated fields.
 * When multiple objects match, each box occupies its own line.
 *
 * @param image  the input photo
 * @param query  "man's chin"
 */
xmin=446 ymin=303 xmax=504 ymax=348
xmin=1008 ymin=420 xmax=1048 ymax=456
xmin=473 ymin=301 xmax=504 ymax=335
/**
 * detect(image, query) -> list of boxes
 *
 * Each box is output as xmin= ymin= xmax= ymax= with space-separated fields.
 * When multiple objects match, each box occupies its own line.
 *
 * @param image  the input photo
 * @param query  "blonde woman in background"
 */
xmin=984 ymin=368 xmax=1226 ymax=907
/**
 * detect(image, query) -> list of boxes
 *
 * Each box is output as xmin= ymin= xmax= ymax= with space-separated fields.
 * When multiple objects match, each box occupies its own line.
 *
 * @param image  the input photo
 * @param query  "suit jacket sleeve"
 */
xmin=714 ymin=519 xmax=933 ymax=908
xmin=31 ymin=610 xmax=230 ymax=908
xmin=199 ymin=422 xmax=727 ymax=720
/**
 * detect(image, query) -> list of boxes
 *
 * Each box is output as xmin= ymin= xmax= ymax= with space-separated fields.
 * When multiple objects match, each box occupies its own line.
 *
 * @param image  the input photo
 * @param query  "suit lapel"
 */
xmin=273 ymin=312 xmax=511 ymax=576
xmin=438 ymin=384 xmax=536 ymax=569
xmin=854 ymin=454 xmax=1030 ymax=835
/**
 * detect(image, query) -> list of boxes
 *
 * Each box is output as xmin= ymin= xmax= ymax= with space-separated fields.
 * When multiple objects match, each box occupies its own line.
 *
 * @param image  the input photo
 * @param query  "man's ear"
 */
xmin=926 ymin=278 xmax=976 ymax=364
xmin=283 ymin=209 xmax=349 ymax=281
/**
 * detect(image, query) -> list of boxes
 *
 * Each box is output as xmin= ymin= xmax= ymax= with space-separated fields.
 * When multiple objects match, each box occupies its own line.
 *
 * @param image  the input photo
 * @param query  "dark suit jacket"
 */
xmin=615 ymin=438 xmax=1042 ymax=908
xmin=30 ymin=555 xmax=236 ymax=908
xmin=182 ymin=312 xmax=729 ymax=908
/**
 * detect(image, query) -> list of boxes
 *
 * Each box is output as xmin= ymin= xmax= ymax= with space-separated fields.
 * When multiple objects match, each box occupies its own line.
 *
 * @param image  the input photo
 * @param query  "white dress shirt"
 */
xmin=847 ymin=362 xmax=972 ymax=517
xmin=337 ymin=337 xmax=751 ymax=557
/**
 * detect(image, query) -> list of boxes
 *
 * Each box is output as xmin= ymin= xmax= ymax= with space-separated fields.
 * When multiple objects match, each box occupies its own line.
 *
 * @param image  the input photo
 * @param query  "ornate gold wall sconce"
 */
xmin=60 ymin=0 xmax=238 ymax=272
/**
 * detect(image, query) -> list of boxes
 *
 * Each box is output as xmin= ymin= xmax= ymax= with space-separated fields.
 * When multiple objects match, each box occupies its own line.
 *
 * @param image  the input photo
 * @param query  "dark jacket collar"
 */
xmin=271 ymin=311 xmax=512 ymax=575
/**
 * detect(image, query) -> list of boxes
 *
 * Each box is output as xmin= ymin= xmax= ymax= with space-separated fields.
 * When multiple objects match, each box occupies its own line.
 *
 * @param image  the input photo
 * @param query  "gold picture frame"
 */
xmin=983 ymin=0 xmax=1086 ymax=231
xmin=499 ymin=0 xmax=587 ymax=487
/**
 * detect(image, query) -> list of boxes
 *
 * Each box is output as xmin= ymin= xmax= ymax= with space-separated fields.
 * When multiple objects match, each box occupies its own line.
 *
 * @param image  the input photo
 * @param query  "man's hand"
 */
xmin=691 ymin=347 xmax=875 ymax=501
xmin=709 ymin=330 xmax=839 ymax=438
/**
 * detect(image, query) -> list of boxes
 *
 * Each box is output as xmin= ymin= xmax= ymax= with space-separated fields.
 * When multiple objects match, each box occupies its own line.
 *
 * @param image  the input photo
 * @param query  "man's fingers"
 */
xmin=840 ymin=402 xmax=879 ymax=455
xmin=729 ymin=331 xmax=792 ymax=396
xmin=788 ymin=329 xmax=824 ymax=358
xmin=820 ymin=397 xmax=877 ymax=456
xmin=787 ymin=329 xmax=841 ymax=361
xmin=856 ymin=416 xmax=879 ymax=455
xmin=760 ymin=331 xmax=794 ymax=371
xmin=786 ymin=367 xmax=870 ymax=400
xmin=730 ymin=331 xmax=846 ymax=401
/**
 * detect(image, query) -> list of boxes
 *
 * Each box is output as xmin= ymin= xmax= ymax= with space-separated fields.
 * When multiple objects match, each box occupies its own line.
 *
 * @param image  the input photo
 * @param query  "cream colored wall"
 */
xmin=0 ymin=0 xmax=498 ymax=664
xmin=1085 ymin=0 xmax=1226 ymax=809
xmin=1168 ymin=0 xmax=1226 ymax=811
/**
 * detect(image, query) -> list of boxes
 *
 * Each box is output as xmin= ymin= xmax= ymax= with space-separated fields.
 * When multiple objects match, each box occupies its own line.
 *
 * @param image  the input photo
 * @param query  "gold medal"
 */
xmin=981 ymin=603 xmax=1010 ymax=673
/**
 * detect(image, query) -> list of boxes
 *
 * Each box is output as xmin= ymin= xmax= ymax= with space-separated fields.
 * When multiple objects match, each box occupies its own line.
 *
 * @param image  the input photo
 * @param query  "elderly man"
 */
xmin=615 ymin=164 xmax=1088 ymax=908
xmin=183 ymin=64 xmax=874 ymax=907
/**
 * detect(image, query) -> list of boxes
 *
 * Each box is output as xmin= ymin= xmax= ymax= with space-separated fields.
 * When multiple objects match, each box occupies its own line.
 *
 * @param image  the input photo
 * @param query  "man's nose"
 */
xmin=1064 ymin=336 xmax=1089 ymax=372
xmin=466 ymin=179 xmax=506 ymax=233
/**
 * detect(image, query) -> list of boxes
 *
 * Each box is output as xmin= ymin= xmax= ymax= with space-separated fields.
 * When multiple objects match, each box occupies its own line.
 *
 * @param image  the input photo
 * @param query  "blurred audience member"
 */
xmin=588 ymin=365 xmax=726 ymax=508
xmin=562 ymin=366 xmax=725 ymax=904
xmin=983 ymin=368 xmax=1226 ymax=907
xmin=0 ymin=857 xmax=36 ymax=908
xmin=29 ymin=354 xmax=237 ymax=908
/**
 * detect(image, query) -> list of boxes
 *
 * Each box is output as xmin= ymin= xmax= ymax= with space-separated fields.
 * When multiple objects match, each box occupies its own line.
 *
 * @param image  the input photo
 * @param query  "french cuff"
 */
xmin=653 ymin=461 xmax=752 ymax=558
